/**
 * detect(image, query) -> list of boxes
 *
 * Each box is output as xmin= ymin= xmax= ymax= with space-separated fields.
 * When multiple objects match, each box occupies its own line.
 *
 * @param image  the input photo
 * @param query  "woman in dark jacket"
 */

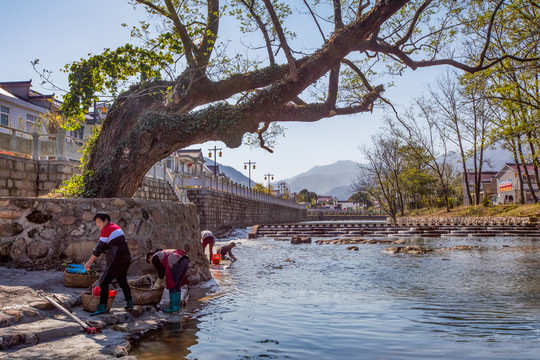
xmin=146 ymin=248 xmax=189 ymax=313
xmin=84 ymin=213 xmax=133 ymax=316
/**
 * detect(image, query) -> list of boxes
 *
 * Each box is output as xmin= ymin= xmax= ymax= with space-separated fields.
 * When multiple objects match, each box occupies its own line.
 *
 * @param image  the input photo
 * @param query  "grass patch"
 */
xmin=403 ymin=204 xmax=540 ymax=218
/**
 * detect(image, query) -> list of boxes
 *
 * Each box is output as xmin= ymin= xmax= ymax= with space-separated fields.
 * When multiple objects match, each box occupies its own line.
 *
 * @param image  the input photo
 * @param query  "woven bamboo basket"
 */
xmin=130 ymin=285 xmax=164 ymax=305
xmin=81 ymin=291 xmax=115 ymax=312
xmin=64 ymin=271 xmax=99 ymax=288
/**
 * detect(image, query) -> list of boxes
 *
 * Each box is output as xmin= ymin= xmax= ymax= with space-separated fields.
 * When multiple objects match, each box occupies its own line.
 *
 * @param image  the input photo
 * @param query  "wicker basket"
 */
xmin=130 ymin=285 xmax=164 ymax=305
xmin=81 ymin=291 xmax=115 ymax=312
xmin=64 ymin=271 xmax=99 ymax=288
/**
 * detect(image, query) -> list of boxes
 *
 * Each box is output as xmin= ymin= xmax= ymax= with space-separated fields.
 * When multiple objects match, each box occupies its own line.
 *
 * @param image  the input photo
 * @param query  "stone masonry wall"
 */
xmin=187 ymin=189 xmax=306 ymax=232
xmin=0 ymin=154 xmax=179 ymax=201
xmin=133 ymin=178 xmax=178 ymax=202
xmin=0 ymin=197 xmax=210 ymax=284
xmin=0 ymin=154 xmax=78 ymax=197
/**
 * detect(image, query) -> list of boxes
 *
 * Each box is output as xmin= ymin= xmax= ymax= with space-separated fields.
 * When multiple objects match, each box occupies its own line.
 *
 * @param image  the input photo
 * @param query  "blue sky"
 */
xmin=0 ymin=0 xmax=447 ymax=182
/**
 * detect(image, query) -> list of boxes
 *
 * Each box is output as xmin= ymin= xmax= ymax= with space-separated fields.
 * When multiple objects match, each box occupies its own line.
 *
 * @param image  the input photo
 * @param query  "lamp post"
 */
xmin=264 ymin=173 xmax=274 ymax=193
xmin=208 ymin=146 xmax=223 ymax=176
xmin=244 ymin=160 xmax=256 ymax=188
xmin=278 ymin=181 xmax=287 ymax=197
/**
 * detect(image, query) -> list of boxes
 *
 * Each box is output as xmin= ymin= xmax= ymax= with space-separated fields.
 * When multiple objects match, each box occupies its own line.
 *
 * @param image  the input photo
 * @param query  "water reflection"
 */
xmin=132 ymin=235 xmax=540 ymax=360
xmin=133 ymin=315 xmax=201 ymax=359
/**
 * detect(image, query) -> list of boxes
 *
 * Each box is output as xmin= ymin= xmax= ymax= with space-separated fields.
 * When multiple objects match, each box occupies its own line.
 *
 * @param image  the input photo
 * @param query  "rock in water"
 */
xmin=346 ymin=246 xmax=359 ymax=251
xmin=383 ymin=246 xmax=432 ymax=254
xmin=290 ymin=236 xmax=312 ymax=244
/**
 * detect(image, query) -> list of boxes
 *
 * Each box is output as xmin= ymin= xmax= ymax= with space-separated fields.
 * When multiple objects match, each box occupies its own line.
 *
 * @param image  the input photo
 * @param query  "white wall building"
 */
xmin=0 ymin=80 xmax=52 ymax=135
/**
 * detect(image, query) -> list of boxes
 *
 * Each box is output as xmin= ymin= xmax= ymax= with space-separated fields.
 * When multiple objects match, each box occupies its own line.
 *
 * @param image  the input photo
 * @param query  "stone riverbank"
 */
xmin=0 ymin=266 xmax=211 ymax=359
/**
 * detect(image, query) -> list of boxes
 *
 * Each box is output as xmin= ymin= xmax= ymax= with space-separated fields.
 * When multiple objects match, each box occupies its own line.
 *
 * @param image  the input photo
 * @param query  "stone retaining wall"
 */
xmin=133 ymin=178 xmax=178 ymax=202
xmin=0 ymin=154 xmax=78 ymax=197
xmin=0 ymin=197 xmax=210 ymax=284
xmin=395 ymin=216 xmax=533 ymax=226
xmin=0 ymin=154 xmax=178 ymax=201
xmin=186 ymin=189 xmax=306 ymax=232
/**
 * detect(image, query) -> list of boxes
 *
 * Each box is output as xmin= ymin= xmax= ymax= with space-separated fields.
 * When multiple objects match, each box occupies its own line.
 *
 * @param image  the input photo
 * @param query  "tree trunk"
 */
xmin=527 ymin=131 xmax=540 ymax=200
xmin=511 ymin=139 xmax=525 ymax=204
xmin=455 ymin=123 xmax=473 ymax=206
xmin=517 ymin=136 xmax=538 ymax=203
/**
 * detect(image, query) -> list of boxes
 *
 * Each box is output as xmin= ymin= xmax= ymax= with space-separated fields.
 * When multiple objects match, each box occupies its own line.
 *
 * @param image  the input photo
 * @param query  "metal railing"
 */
xmin=148 ymin=163 xmax=304 ymax=208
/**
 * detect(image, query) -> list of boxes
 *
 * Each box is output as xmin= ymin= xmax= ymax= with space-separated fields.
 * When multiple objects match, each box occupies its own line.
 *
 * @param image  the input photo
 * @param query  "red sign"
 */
xmin=499 ymin=180 xmax=512 ymax=192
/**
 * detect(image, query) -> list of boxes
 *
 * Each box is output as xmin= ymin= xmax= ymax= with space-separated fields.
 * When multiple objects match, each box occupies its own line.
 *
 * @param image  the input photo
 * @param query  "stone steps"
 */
xmin=0 ymin=318 xmax=82 ymax=350
xmin=254 ymin=223 xmax=540 ymax=239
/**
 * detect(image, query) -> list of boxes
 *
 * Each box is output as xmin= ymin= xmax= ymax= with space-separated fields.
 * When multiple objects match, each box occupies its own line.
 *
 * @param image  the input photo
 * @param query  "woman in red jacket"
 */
xmin=84 ymin=212 xmax=133 ymax=316
xmin=146 ymin=248 xmax=189 ymax=313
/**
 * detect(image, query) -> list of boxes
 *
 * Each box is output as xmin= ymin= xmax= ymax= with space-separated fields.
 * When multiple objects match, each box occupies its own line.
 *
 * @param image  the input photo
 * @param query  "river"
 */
xmin=132 ymin=229 xmax=540 ymax=359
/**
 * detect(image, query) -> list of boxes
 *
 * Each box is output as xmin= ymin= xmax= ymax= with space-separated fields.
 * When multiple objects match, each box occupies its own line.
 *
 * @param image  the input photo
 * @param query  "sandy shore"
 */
xmin=0 ymin=266 xmax=211 ymax=359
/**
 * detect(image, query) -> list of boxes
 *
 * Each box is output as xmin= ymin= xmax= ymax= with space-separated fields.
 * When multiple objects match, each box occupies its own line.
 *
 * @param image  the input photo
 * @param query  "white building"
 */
xmin=0 ymin=80 xmax=53 ymax=134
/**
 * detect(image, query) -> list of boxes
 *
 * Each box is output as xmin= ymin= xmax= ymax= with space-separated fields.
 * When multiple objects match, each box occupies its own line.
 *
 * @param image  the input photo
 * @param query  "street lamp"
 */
xmin=244 ymin=160 xmax=256 ymax=188
xmin=264 ymin=173 xmax=274 ymax=193
xmin=277 ymin=181 xmax=288 ymax=197
xmin=208 ymin=146 xmax=223 ymax=176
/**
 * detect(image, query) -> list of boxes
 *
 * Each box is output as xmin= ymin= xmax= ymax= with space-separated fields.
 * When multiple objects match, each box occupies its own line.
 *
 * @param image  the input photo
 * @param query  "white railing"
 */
xmin=0 ymin=125 xmax=82 ymax=161
xmin=147 ymin=163 xmax=304 ymax=209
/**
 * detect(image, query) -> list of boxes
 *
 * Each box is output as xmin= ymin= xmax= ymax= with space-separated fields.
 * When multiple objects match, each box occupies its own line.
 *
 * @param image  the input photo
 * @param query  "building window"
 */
xmin=26 ymin=114 xmax=40 ymax=132
xmin=0 ymin=106 xmax=9 ymax=126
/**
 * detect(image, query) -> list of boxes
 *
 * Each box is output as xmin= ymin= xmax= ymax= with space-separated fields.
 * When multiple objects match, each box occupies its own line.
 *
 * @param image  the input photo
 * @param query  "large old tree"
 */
xmin=53 ymin=0 xmax=538 ymax=197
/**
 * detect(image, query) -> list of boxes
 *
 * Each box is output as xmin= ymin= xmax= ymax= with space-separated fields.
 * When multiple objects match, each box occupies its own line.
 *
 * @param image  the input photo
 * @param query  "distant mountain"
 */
xmin=204 ymin=158 xmax=252 ymax=186
xmin=445 ymin=148 xmax=514 ymax=172
xmin=277 ymin=160 xmax=359 ymax=200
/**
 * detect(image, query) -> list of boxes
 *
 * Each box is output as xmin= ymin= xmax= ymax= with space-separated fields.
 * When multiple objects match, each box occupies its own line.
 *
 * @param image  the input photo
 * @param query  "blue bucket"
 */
xmin=66 ymin=264 xmax=87 ymax=274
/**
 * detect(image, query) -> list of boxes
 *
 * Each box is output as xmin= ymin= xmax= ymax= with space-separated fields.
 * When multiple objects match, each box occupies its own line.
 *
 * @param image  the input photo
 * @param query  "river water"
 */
xmin=132 ymin=230 xmax=540 ymax=359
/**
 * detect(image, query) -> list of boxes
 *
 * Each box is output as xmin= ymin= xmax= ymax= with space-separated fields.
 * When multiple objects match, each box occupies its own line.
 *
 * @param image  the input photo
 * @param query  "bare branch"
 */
xmin=477 ymin=0 xmax=506 ymax=67
xmin=262 ymin=0 xmax=298 ymax=81
xmin=197 ymin=0 xmax=220 ymax=67
xmin=163 ymin=0 xmax=197 ymax=68
xmin=239 ymin=0 xmax=276 ymax=65
xmin=256 ymin=122 xmax=274 ymax=153
xmin=357 ymin=0 xmax=371 ymax=18
xmin=341 ymin=58 xmax=373 ymax=91
xmin=302 ymin=0 xmax=326 ymax=41
xmin=394 ymin=0 xmax=434 ymax=47
xmin=133 ymin=0 xmax=171 ymax=18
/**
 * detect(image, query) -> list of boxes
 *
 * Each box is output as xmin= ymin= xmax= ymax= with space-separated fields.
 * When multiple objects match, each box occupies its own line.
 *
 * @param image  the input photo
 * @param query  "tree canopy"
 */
xmin=49 ymin=0 xmax=540 ymax=197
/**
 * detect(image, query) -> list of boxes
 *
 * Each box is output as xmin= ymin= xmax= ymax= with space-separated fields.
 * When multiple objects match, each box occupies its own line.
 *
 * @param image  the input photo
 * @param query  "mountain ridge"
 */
xmin=277 ymin=160 xmax=359 ymax=200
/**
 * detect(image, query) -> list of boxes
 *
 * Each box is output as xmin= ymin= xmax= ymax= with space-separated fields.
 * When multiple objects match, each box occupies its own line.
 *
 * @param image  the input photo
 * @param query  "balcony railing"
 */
xmin=0 ymin=125 xmax=83 ymax=161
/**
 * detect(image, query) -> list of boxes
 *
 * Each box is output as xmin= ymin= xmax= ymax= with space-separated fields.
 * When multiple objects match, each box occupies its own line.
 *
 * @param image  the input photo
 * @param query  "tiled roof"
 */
xmin=506 ymin=163 xmax=537 ymax=173
xmin=0 ymin=80 xmax=32 ymax=86
xmin=175 ymin=149 xmax=203 ymax=158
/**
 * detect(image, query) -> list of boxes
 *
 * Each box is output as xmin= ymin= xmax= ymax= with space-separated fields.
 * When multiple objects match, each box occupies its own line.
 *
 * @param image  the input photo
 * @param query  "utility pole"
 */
xmin=208 ymin=146 xmax=222 ymax=176
xmin=264 ymin=173 xmax=274 ymax=193
xmin=244 ymin=161 xmax=256 ymax=188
